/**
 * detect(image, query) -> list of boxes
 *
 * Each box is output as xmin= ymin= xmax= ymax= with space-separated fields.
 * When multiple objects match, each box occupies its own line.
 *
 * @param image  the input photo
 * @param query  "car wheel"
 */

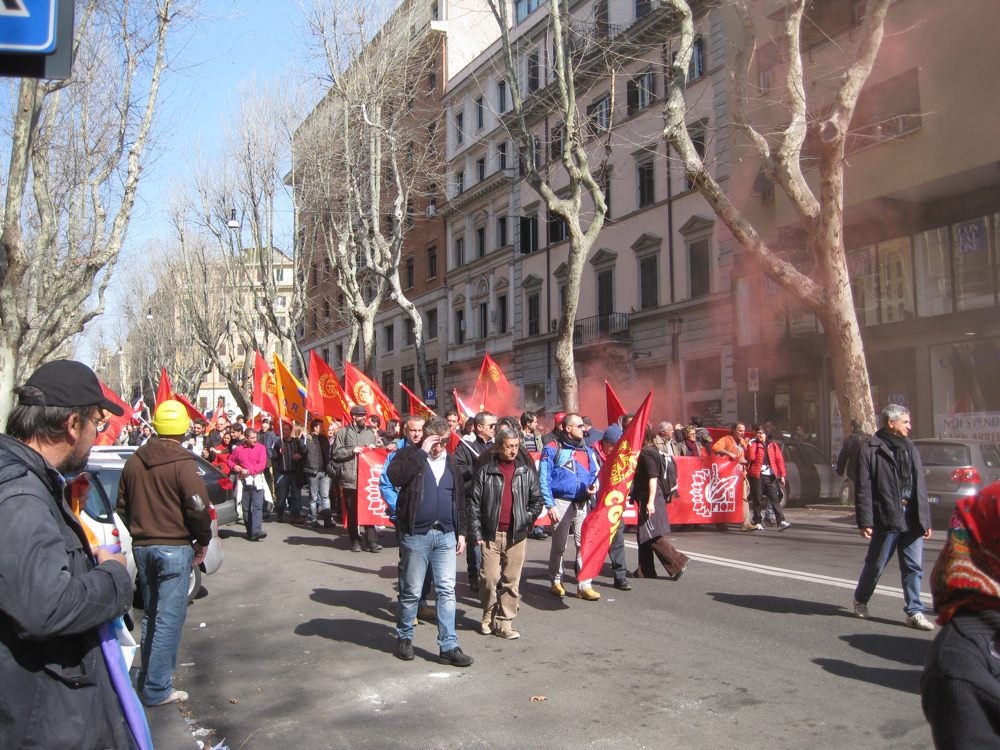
xmin=188 ymin=565 xmax=202 ymax=606
xmin=779 ymin=480 xmax=790 ymax=509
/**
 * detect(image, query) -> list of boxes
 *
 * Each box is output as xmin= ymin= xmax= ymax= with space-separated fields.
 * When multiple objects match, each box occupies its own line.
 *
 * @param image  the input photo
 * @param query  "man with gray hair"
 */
xmin=653 ymin=421 xmax=678 ymax=456
xmin=853 ymin=404 xmax=934 ymax=630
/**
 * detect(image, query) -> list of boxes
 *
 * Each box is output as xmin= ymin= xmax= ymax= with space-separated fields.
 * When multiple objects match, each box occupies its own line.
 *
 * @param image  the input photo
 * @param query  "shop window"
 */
xmin=914 ymin=227 xmax=952 ymax=317
xmin=877 ymin=237 xmax=914 ymax=324
xmin=931 ymin=337 xmax=1000 ymax=440
xmin=849 ymin=246 xmax=878 ymax=327
xmin=953 ymin=216 xmax=996 ymax=311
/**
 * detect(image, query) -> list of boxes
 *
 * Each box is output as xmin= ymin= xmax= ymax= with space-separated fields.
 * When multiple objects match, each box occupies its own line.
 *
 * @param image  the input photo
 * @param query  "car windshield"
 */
xmin=96 ymin=466 xmax=123 ymax=505
xmin=982 ymin=444 xmax=1000 ymax=469
xmin=916 ymin=443 xmax=972 ymax=466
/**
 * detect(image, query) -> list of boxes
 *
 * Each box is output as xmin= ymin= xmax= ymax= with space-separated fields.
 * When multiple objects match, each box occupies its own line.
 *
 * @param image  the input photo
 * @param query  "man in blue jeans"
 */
xmin=853 ymin=404 xmax=934 ymax=631
xmin=117 ymin=400 xmax=213 ymax=706
xmin=387 ymin=417 xmax=473 ymax=667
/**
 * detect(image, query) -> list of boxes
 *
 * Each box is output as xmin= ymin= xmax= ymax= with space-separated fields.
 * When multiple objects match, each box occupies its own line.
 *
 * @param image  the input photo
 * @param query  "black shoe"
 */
xmin=311 ymin=520 xmax=320 ymax=528
xmin=247 ymin=532 xmax=256 ymax=541
xmin=614 ymin=579 xmax=632 ymax=591
xmin=369 ymin=543 xmax=383 ymax=552
xmin=256 ymin=531 xmax=267 ymax=540
xmin=396 ymin=639 xmax=414 ymax=661
xmin=439 ymin=647 xmax=473 ymax=667
xmin=351 ymin=541 xmax=363 ymax=553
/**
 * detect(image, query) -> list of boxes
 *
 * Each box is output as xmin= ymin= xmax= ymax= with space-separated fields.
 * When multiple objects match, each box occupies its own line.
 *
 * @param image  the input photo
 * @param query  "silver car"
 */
xmin=914 ymin=439 xmax=1000 ymax=529
xmin=767 ymin=440 xmax=844 ymax=507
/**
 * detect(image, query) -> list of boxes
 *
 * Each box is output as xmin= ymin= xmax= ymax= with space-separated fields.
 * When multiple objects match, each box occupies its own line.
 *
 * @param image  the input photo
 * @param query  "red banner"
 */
xmin=344 ymin=361 xmax=400 ymax=422
xmin=605 ymin=380 xmax=626 ymax=426
xmin=95 ymin=382 xmax=132 ymax=446
xmin=356 ymin=448 xmax=393 ymax=525
xmin=400 ymin=382 xmax=436 ymax=419
xmin=668 ymin=456 xmax=745 ymax=524
xmin=472 ymin=353 xmax=514 ymax=415
xmin=306 ymin=350 xmax=351 ymax=422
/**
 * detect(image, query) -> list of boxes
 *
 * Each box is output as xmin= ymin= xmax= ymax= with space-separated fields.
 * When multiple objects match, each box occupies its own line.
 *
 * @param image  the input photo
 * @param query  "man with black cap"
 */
xmin=0 ymin=360 xmax=135 ymax=748
xmin=331 ymin=405 xmax=382 ymax=552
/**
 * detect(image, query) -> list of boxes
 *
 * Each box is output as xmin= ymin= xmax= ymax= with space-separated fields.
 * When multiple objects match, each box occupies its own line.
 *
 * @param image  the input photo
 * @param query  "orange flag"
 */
xmin=472 ymin=353 xmax=514 ymax=415
xmin=400 ymin=382 xmax=436 ymax=419
xmin=606 ymin=380 xmax=627 ymax=426
xmin=579 ymin=391 xmax=653 ymax=581
xmin=253 ymin=351 xmax=281 ymax=418
xmin=156 ymin=367 xmax=173 ymax=408
xmin=95 ymin=382 xmax=133 ymax=447
xmin=306 ymin=350 xmax=351 ymax=422
xmin=343 ymin=361 xmax=400 ymax=422
xmin=273 ymin=354 xmax=307 ymax=425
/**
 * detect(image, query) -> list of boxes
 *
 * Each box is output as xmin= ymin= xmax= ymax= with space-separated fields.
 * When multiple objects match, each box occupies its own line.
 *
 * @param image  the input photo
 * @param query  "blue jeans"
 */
xmin=854 ymin=529 xmax=926 ymax=616
xmin=397 ymin=529 xmax=458 ymax=651
xmin=307 ymin=473 xmax=331 ymax=522
xmin=135 ymin=544 xmax=195 ymax=705
xmin=275 ymin=471 xmax=301 ymax=517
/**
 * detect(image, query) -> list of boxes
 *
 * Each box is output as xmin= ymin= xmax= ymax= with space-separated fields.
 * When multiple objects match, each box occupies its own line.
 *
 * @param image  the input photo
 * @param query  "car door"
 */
xmin=797 ymin=441 xmax=840 ymax=499
xmin=980 ymin=443 xmax=1000 ymax=487
xmin=784 ymin=443 xmax=820 ymax=503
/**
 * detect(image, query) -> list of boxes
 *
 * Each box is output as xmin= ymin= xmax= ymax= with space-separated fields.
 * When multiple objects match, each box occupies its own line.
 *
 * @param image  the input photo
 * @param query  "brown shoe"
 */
xmin=289 ymin=514 xmax=303 ymax=525
xmin=276 ymin=512 xmax=285 ymax=523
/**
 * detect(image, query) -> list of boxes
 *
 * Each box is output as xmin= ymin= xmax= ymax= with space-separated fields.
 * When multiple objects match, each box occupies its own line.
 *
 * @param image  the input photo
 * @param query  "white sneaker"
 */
xmin=906 ymin=612 xmax=934 ymax=631
xmin=777 ymin=521 xmax=791 ymax=531
xmin=853 ymin=598 xmax=869 ymax=619
xmin=150 ymin=689 xmax=188 ymax=706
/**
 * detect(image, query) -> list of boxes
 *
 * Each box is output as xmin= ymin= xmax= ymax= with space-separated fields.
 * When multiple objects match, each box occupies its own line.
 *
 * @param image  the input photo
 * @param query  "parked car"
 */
xmin=67 ymin=466 xmax=137 ymax=586
xmin=913 ymin=439 xmax=1000 ymax=529
xmin=91 ymin=445 xmax=239 ymax=527
xmin=769 ymin=440 xmax=843 ymax=507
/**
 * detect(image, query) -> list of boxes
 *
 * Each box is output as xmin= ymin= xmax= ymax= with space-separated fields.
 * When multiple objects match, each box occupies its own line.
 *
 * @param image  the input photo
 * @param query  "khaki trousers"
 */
xmin=479 ymin=531 xmax=528 ymax=627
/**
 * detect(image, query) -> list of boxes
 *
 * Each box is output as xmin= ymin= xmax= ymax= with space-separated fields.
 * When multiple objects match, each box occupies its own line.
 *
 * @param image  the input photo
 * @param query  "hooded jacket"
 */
xmin=468 ymin=452 xmax=544 ymax=543
xmin=0 ymin=434 xmax=135 ymax=750
xmin=116 ymin=438 xmax=213 ymax=547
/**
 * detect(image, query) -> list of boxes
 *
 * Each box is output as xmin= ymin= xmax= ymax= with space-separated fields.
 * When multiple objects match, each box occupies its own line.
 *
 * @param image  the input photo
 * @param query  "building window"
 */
xmin=385 ymin=323 xmax=394 ymax=352
xmin=516 ymin=0 xmax=540 ymax=22
xmin=635 ymin=0 xmax=650 ymax=19
xmin=425 ymin=307 xmax=438 ymax=339
xmin=497 ymin=294 xmax=508 ymax=334
xmin=428 ymin=123 xmax=437 ymax=154
xmin=596 ymin=268 xmax=614 ymax=316
xmin=336 ymin=343 xmax=343 ymax=366
xmin=688 ymin=36 xmax=705 ymax=81
xmin=627 ymin=70 xmax=656 ymax=115
xmin=527 ymin=293 xmax=540 ymax=336
xmin=602 ymin=172 xmax=612 ymax=219
xmin=455 ymin=308 xmax=466 ymax=344
xmin=455 ymin=236 xmax=465 ymax=267
xmin=428 ymin=246 xmax=438 ymax=279
xmin=237 ymin=343 xmax=246 ymax=356
xmin=323 ymin=299 xmax=330 ymax=324
xmin=455 ymin=170 xmax=465 ymax=195
xmin=527 ymin=51 xmax=540 ymax=92
xmin=401 ymin=366 xmax=415 ymax=400
xmin=406 ymin=198 xmax=414 ymax=228
xmin=475 ymin=96 xmax=485 ymax=130
xmin=684 ymin=354 xmax=722 ymax=391
xmin=426 ymin=359 xmax=438 ymax=392
xmin=310 ymin=265 xmax=318 ymax=287
xmin=404 ymin=257 xmax=414 ymax=289
xmin=519 ymin=215 xmax=539 ymax=254
xmin=497 ymin=216 xmax=508 ymax=248
xmin=639 ymin=254 xmax=658 ymax=310
xmin=311 ymin=310 xmax=317 ymax=332
xmin=849 ymin=68 xmax=921 ymax=151
xmin=219 ymin=343 xmax=227 ymax=356
xmin=637 ymin=160 xmax=655 ymax=207
xmin=455 ymin=111 xmax=464 ymax=145
xmin=404 ymin=318 xmax=415 ymax=346
xmin=382 ymin=370 xmax=395 ymax=403
xmin=550 ymin=122 xmax=564 ymax=161
xmin=477 ymin=301 xmax=489 ymax=339
xmin=497 ymin=141 xmax=508 ymax=170
xmin=686 ymin=128 xmax=706 ymax=190
xmin=428 ymin=67 xmax=437 ymax=90
xmin=476 ymin=226 xmax=486 ymax=258
xmin=430 ymin=0 xmax=439 ymax=20
xmin=476 ymin=157 xmax=486 ymax=182
xmin=497 ymin=80 xmax=507 ymax=112
xmin=587 ymin=95 xmax=611 ymax=135
xmin=548 ymin=209 xmax=568 ymax=244
xmin=689 ymin=238 xmax=711 ymax=298
xmin=322 ymin=347 xmax=329 ymax=364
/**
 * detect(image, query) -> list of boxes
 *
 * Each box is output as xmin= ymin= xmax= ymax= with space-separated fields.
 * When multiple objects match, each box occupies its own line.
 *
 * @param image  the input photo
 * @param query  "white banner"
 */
xmin=936 ymin=412 xmax=1000 ymax=442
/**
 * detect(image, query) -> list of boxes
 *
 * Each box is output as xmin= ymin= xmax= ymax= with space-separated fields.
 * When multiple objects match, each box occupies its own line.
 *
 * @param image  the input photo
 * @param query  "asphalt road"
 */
xmin=168 ymin=508 xmax=942 ymax=750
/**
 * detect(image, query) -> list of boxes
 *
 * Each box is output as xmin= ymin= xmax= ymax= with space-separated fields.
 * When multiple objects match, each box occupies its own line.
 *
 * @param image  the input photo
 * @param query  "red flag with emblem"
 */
xmin=578 ymin=391 xmax=653 ymax=581
xmin=156 ymin=367 xmax=173 ymax=408
xmin=472 ymin=353 xmax=513 ymax=414
xmin=172 ymin=391 xmax=206 ymax=423
xmin=343 ymin=361 xmax=400 ymax=422
xmin=95 ymin=382 xmax=132 ymax=447
xmin=605 ymin=380 xmax=626 ymax=426
xmin=306 ymin=350 xmax=351 ymax=422
xmin=668 ymin=457 xmax=745 ymax=525
xmin=253 ymin=351 xmax=281 ymax=418
xmin=400 ymin=382 xmax=436 ymax=419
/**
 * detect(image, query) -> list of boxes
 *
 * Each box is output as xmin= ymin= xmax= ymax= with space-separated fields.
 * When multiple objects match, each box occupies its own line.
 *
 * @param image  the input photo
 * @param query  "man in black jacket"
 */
xmin=387 ymin=417 xmax=473 ymax=667
xmin=853 ymin=404 xmax=934 ymax=630
xmin=468 ymin=426 xmax=544 ymax=639
xmin=303 ymin=418 xmax=332 ymax=527
xmin=837 ymin=418 xmax=869 ymax=505
xmin=0 ymin=360 xmax=133 ymax=749
xmin=454 ymin=411 xmax=497 ymax=589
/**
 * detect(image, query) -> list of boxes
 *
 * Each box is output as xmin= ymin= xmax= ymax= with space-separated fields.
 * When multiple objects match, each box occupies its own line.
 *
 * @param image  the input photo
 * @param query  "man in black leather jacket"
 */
xmin=468 ymin=426 xmax=544 ymax=640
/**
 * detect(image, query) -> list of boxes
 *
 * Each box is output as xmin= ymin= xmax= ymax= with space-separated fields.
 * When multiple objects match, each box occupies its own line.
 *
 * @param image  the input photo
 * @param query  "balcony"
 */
xmin=573 ymin=313 xmax=631 ymax=346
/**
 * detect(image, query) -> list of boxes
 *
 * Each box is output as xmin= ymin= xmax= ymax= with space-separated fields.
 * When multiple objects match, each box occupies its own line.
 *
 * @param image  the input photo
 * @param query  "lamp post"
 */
xmin=667 ymin=311 xmax=684 ymax=421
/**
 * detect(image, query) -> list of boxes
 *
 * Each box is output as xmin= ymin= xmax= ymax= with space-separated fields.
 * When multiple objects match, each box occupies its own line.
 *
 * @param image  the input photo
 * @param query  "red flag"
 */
xmin=605 ymin=380 xmax=626 ymax=426
xmin=356 ymin=448 xmax=393 ymax=525
xmin=668 ymin=457 xmax=745 ymax=525
xmin=343 ymin=361 xmax=400 ymax=422
xmin=454 ymin=389 xmax=475 ymax=419
xmin=579 ymin=391 xmax=653 ymax=581
xmin=400 ymin=382 xmax=436 ymax=419
xmin=208 ymin=402 xmax=226 ymax=432
xmin=95 ymin=382 xmax=132 ymax=447
xmin=446 ymin=430 xmax=462 ymax=454
xmin=306 ymin=350 xmax=351 ymax=422
xmin=472 ymin=353 xmax=514 ymax=415
xmin=156 ymin=367 xmax=173 ymax=407
xmin=170 ymin=392 xmax=205 ymax=424
xmin=253 ymin=351 xmax=281 ymax=418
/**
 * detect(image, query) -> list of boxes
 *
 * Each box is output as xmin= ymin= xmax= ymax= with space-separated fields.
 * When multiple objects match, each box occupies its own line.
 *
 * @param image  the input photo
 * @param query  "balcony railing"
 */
xmin=573 ymin=313 xmax=631 ymax=346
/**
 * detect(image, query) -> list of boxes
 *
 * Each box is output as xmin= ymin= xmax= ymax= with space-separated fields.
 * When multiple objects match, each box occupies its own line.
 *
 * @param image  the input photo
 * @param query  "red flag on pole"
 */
xmin=605 ymin=380 xmax=626 ymax=426
xmin=156 ymin=367 xmax=173 ymax=408
xmin=95 ymin=382 xmax=132 ymax=447
xmin=578 ymin=391 xmax=654 ymax=581
xmin=343 ymin=361 xmax=400 ymax=422
xmin=306 ymin=350 xmax=351 ymax=422
xmin=400 ymin=382 xmax=436 ymax=419
xmin=172 ymin=392 xmax=205 ymax=423
xmin=454 ymin=389 xmax=476 ymax=419
xmin=207 ymin=402 xmax=226 ymax=432
xmin=472 ymin=353 xmax=513 ymax=415
xmin=446 ymin=430 xmax=462 ymax=454
xmin=253 ymin=351 xmax=281 ymax=418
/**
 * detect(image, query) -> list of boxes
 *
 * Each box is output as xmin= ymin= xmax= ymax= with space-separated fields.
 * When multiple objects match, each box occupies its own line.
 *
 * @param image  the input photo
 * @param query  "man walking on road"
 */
xmin=747 ymin=425 xmax=790 ymax=531
xmin=469 ymin=426 xmax=545 ymax=639
xmin=117 ymin=399 xmax=213 ymax=707
xmin=229 ymin=428 xmax=268 ymax=541
xmin=0 ymin=360 xmax=135 ymax=749
xmin=853 ymin=405 xmax=934 ymax=631
xmin=331 ymin=405 xmax=382 ymax=552
xmin=387 ymin=417 xmax=473 ymax=667
xmin=454 ymin=411 xmax=497 ymax=589
xmin=837 ymin=418 xmax=869 ymax=505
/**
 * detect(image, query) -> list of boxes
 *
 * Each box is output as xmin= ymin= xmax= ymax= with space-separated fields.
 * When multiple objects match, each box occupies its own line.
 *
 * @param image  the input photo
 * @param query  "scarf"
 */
xmin=685 ymin=438 xmax=698 ymax=455
xmin=877 ymin=428 xmax=914 ymax=500
xmin=931 ymin=480 xmax=1000 ymax=625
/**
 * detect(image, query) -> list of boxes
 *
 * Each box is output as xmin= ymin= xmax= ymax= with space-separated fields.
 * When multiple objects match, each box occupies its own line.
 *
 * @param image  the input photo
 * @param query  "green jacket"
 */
xmin=330 ymin=424 xmax=379 ymax=489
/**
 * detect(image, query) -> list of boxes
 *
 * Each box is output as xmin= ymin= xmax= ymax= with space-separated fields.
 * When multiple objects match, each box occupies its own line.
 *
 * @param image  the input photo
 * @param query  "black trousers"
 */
xmin=343 ymin=488 xmax=377 ymax=545
xmin=608 ymin=521 xmax=628 ymax=583
xmin=750 ymin=475 xmax=785 ymax=525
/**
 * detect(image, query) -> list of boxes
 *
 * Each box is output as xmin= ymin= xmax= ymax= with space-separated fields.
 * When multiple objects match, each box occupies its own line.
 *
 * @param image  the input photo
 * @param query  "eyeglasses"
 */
xmin=485 ymin=423 xmax=497 ymax=429
xmin=88 ymin=415 xmax=110 ymax=433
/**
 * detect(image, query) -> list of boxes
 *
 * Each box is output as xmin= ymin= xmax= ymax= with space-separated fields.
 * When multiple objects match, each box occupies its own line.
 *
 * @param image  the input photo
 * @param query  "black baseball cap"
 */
xmin=21 ymin=360 xmax=125 ymax=416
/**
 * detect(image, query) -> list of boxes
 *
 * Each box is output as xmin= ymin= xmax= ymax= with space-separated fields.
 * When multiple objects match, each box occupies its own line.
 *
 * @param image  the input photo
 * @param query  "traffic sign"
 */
xmin=748 ymin=368 xmax=759 ymax=392
xmin=425 ymin=389 xmax=436 ymax=402
xmin=0 ymin=0 xmax=59 ymax=54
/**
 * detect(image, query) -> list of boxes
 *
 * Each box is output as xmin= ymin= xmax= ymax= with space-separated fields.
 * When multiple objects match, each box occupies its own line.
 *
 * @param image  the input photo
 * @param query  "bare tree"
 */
xmin=295 ymin=0 xmax=441 ymax=386
xmin=485 ymin=0 xmax=610 ymax=413
xmin=0 ymin=0 xmax=186 ymax=423
xmin=660 ymin=0 xmax=892 ymax=432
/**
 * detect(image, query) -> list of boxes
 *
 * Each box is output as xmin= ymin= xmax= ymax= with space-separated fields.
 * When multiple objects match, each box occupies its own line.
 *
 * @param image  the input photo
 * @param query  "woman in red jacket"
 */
xmin=746 ymin=425 xmax=791 ymax=531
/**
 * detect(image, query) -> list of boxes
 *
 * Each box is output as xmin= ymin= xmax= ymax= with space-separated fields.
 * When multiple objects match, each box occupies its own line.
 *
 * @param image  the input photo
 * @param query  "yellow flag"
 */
xmin=273 ymin=353 xmax=307 ymax=425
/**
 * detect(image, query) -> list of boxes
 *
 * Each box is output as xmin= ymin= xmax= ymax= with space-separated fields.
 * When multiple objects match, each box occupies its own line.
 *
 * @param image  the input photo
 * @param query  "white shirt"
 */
xmin=426 ymin=450 xmax=448 ymax=483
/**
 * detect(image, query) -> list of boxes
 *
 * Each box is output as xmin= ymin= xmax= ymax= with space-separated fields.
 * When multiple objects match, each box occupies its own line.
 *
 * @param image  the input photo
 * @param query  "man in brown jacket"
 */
xmin=116 ymin=399 xmax=213 ymax=707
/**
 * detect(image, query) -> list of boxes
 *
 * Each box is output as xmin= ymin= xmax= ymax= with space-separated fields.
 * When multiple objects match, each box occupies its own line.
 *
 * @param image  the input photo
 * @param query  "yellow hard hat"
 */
xmin=151 ymin=400 xmax=189 ymax=436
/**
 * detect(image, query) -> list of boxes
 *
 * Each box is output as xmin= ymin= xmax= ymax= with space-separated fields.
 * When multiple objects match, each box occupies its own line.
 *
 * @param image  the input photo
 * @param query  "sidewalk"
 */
xmin=146 ymin=703 xmax=200 ymax=750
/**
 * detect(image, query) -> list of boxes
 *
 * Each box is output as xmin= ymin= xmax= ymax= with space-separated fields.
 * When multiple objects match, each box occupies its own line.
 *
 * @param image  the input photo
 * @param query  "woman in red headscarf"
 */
xmin=922 ymin=479 xmax=1000 ymax=748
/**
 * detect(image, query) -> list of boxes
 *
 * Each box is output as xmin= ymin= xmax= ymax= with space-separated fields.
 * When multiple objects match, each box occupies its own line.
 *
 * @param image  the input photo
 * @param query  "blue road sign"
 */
xmin=0 ymin=0 xmax=58 ymax=54
xmin=425 ymin=389 xmax=436 ymax=402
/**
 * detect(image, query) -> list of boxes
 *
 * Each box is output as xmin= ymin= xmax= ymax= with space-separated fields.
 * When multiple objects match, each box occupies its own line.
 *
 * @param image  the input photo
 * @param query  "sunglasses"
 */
xmin=89 ymin=415 xmax=110 ymax=433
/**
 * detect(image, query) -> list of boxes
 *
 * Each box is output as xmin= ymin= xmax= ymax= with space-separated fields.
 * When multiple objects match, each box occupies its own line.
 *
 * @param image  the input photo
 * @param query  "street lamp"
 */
xmin=666 ymin=311 xmax=684 ymax=420
xmin=227 ymin=208 xmax=239 ymax=230
xmin=146 ymin=308 xmax=153 ymax=321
